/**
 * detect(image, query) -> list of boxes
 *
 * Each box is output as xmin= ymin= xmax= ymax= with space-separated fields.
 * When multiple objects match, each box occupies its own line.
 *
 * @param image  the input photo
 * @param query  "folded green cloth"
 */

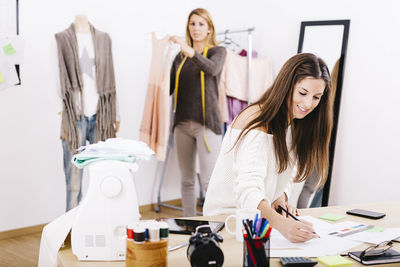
xmin=71 ymin=153 xmax=145 ymax=168
xmin=71 ymin=138 xmax=154 ymax=168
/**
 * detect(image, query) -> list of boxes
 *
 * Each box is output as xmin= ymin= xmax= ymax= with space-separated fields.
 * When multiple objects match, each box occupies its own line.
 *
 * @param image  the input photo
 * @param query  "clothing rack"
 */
xmin=217 ymin=27 xmax=255 ymax=104
xmin=155 ymin=27 xmax=256 ymax=215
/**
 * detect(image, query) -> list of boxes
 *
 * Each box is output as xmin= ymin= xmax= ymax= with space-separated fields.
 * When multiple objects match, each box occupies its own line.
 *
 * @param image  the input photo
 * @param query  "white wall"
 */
xmin=1 ymin=0 xmax=399 ymax=231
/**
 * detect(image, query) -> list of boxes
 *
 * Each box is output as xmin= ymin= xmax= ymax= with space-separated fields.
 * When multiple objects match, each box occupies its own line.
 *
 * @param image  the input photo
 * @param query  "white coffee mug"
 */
xmin=225 ymin=208 xmax=260 ymax=241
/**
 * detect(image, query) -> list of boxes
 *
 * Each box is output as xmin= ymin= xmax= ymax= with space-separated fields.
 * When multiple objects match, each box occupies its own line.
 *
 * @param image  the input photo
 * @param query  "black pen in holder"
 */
xmin=243 ymin=237 xmax=270 ymax=267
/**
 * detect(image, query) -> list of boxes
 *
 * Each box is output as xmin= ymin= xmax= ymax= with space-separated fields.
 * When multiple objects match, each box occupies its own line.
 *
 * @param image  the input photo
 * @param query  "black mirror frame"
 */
xmin=16 ymin=0 xmax=20 ymax=84
xmin=297 ymin=20 xmax=350 ymax=207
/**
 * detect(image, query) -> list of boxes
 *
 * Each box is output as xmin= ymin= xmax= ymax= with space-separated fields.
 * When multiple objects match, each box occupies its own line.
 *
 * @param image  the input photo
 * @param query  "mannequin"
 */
xmin=72 ymin=14 xmax=120 ymax=132
xmin=74 ymin=15 xmax=90 ymax=34
xmin=56 ymin=16 xmax=119 ymax=211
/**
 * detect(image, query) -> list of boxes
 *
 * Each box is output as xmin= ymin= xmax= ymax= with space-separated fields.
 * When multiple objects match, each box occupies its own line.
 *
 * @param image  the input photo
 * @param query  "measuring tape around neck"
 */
xmin=174 ymin=46 xmax=211 ymax=152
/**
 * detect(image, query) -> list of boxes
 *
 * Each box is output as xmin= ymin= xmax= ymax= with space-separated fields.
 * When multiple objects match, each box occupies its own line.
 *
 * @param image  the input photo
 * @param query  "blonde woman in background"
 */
xmin=169 ymin=8 xmax=227 ymax=217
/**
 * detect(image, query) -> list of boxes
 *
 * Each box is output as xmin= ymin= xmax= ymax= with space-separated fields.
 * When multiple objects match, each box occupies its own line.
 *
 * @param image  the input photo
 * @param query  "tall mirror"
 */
xmin=297 ymin=20 xmax=350 ymax=207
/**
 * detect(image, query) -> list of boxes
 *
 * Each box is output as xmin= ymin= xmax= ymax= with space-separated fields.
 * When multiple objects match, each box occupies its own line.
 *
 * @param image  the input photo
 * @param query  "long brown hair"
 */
xmin=235 ymin=53 xmax=333 ymax=188
xmin=185 ymin=8 xmax=217 ymax=48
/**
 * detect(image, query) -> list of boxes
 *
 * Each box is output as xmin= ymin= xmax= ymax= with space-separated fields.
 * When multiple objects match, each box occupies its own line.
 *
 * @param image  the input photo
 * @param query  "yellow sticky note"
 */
xmin=317 ymin=255 xmax=353 ymax=267
xmin=0 ymin=72 xmax=4 ymax=83
xmin=3 ymin=43 xmax=16 ymax=55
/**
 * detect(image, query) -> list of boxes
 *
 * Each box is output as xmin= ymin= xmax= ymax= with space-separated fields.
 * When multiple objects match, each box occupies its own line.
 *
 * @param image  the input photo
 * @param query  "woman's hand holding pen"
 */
xmin=169 ymin=35 xmax=195 ymax=58
xmin=277 ymin=217 xmax=319 ymax=243
xmin=271 ymin=193 xmax=299 ymax=216
xmin=276 ymin=204 xmax=319 ymax=242
xmin=258 ymin=199 xmax=318 ymax=243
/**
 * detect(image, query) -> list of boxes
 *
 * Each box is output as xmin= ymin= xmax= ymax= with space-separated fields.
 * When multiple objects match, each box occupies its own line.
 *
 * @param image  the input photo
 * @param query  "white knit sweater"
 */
xmin=203 ymin=126 xmax=296 ymax=216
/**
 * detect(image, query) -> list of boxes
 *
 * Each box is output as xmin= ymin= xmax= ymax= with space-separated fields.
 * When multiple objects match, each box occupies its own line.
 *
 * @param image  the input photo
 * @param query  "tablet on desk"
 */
xmin=159 ymin=218 xmax=225 ymax=235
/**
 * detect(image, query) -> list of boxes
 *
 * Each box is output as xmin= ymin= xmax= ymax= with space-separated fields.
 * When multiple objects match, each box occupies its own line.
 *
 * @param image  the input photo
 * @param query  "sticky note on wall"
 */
xmin=0 ymin=72 xmax=5 ymax=83
xmin=3 ymin=43 xmax=16 ymax=55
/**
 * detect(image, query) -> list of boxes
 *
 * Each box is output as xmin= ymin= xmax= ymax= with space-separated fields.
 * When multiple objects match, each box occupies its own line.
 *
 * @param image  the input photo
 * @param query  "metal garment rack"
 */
xmin=217 ymin=27 xmax=255 ymax=104
xmin=155 ymin=27 xmax=256 ymax=215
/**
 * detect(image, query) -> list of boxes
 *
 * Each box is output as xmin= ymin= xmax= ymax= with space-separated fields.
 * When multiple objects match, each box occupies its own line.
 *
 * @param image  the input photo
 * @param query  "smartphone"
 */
xmin=346 ymin=209 xmax=386 ymax=219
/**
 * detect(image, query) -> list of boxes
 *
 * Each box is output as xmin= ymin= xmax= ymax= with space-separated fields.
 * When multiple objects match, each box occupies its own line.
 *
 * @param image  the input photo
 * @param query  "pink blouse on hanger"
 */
xmin=220 ymin=49 xmax=274 ymax=103
xmin=139 ymin=33 xmax=172 ymax=161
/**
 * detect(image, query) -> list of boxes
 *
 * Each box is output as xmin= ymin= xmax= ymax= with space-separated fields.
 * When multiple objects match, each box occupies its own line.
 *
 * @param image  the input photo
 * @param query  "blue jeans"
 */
xmin=62 ymin=114 xmax=97 ymax=211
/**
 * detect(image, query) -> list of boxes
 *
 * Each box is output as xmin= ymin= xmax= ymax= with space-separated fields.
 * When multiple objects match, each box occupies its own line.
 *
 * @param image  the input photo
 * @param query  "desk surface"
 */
xmin=58 ymin=201 xmax=400 ymax=267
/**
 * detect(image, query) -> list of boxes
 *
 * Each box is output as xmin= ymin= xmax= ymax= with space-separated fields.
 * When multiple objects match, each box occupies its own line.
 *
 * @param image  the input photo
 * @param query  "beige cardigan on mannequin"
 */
xmin=55 ymin=23 xmax=117 ymax=152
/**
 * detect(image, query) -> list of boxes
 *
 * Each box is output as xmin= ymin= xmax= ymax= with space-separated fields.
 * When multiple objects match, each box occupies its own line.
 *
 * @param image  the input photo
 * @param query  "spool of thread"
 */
xmin=127 ymin=225 xmax=134 ymax=240
xmin=149 ymin=225 xmax=160 ymax=242
xmin=159 ymin=222 xmax=169 ymax=239
xmin=133 ymin=226 xmax=145 ymax=244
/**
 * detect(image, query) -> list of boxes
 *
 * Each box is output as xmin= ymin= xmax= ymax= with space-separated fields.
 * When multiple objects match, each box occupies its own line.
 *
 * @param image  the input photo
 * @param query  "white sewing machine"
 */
xmin=71 ymin=160 xmax=141 ymax=261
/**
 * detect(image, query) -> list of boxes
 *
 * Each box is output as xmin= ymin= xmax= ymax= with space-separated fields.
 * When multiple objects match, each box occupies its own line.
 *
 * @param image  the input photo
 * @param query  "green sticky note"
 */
xmin=317 ymin=255 xmax=353 ymax=267
xmin=0 ymin=72 xmax=4 ymax=83
xmin=318 ymin=213 xmax=346 ymax=221
xmin=3 ymin=43 xmax=16 ymax=55
xmin=366 ymin=226 xmax=385 ymax=232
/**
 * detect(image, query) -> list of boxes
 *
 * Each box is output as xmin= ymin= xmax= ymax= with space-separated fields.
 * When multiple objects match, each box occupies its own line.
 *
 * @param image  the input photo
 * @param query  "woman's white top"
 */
xmin=203 ymin=126 xmax=296 ymax=216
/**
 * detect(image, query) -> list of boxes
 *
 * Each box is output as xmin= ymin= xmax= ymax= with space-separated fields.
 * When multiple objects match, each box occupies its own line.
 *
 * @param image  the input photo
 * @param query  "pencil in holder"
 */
xmin=126 ymin=239 xmax=168 ymax=267
xmin=243 ymin=237 xmax=270 ymax=267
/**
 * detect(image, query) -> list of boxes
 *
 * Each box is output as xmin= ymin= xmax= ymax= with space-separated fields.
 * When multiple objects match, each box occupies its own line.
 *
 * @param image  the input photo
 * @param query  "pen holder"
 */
xmin=243 ymin=237 xmax=270 ymax=267
xmin=126 ymin=239 xmax=168 ymax=267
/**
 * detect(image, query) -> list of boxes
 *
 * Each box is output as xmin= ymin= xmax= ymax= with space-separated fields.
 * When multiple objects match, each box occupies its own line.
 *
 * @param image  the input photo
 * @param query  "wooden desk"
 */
xmin=58 ymin=201 xmax=400 ymax=267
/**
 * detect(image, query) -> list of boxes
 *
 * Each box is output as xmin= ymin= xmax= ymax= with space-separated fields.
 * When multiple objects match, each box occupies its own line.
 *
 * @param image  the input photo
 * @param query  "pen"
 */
xmin=168 ymin=241 xmax=189 ymax=252
xmin=259 ymin=220 xmax=268 ymax=237
xmin=265 ymin=226 xmax=272 ymax=238
xmin=278 ymin=205 xmax=320 ymax=238
xmin=253 ymin=213 xmax=259 ymax=234
xmin=246 ymin=219 xmax=253 ymax=236
xmin=243 ymin=220 xmax=262 ymax=265
xmin=243 ymin=230 xmax=256 ymax=265
xmin=278 ymin=205 xmax=299 ymax=221
xmin=255 ymin=217 xmax=262 ymax=235
xmin=260 ymin=223 xmax=269 ymax=238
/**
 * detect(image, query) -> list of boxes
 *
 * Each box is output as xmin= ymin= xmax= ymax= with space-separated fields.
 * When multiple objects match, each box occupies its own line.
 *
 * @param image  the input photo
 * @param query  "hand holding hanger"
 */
xmin=169 ymin=35 xmax=195 ymax=58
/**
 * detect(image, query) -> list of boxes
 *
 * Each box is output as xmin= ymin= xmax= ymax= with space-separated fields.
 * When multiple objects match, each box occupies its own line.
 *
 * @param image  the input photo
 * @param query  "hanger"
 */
xmin=223 ymin=30 xmax=240 ymax=49
xmin=144 ymin=31 xmax=169 ymax=41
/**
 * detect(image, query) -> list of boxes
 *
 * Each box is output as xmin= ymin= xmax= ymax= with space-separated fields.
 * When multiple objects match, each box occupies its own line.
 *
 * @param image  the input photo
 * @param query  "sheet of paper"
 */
xmin=343 ymin=228 xmax=400 ymax=244
xmin=0 ymin=0 xmax=17 ymax=37
xmin=270 ymin=235 xmax=360 ymax=257
xmin=0 ymin=36 xmax=24 ymax=64
xmin=38 ymin=208 xmax=78 ymax=267
xmin=0 ymin=57 xmax=19 ymax=90
xmin=269 ymin=216 xmax=361 ymax=257
xmin=317 ymin=221 xmax=371 ymax=237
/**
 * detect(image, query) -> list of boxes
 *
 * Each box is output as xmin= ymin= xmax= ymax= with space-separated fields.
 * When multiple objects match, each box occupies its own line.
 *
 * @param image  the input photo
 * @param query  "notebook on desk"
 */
xmin=348 ymin=249 xmax=400 ymax=265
